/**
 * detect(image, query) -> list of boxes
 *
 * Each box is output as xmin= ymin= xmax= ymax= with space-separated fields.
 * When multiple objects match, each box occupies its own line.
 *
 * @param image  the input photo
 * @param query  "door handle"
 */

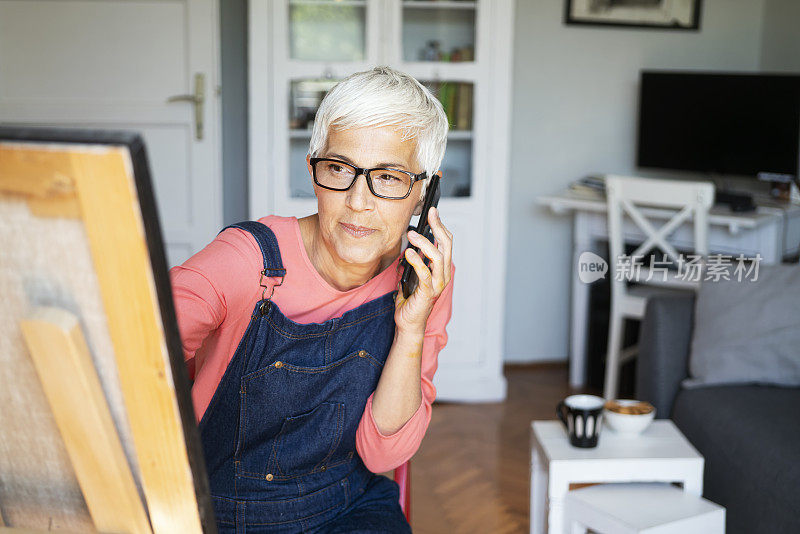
xmin=167 ymin=73 xmax=205 ymax=140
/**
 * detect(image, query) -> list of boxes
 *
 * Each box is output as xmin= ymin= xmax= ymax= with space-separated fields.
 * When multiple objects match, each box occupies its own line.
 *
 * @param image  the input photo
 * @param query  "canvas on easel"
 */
xmin=0 ymin=127 xmax=215 ymax=534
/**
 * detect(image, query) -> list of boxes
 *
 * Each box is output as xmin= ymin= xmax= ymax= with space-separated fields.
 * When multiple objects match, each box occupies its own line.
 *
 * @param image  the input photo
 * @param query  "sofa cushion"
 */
xmin=684 ymin=263 xmax=800 ymax=388
xmin=672 ymin=385 xmax=800 ymax=534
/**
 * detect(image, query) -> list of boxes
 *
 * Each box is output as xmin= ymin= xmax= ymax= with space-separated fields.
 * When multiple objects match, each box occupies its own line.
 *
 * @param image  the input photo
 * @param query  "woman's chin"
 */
xmin=331 ymin=240 xmax=379 ymax=264
xmin=339 ymin=251 xmax=378 ymax=266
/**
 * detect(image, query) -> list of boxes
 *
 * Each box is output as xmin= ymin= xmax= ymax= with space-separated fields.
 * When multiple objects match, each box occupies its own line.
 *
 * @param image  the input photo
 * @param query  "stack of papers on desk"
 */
xmin=569 ymin=175 xmax=606 ymax=195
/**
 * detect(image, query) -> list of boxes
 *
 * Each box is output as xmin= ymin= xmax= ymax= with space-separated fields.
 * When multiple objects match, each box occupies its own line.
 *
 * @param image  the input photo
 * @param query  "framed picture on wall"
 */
xmin=565 ymin=0 xmax=702 ymax=30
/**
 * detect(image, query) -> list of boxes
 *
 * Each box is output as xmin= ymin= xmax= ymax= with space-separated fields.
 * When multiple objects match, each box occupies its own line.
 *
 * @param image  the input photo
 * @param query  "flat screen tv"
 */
xmin=637 ymin=71 xmax=800 ymax=180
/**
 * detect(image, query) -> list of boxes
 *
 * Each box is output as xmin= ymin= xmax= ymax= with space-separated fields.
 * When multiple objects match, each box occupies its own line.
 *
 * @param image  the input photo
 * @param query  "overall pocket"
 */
xmin=235 ymin=350 xmax=377 ymax=480
xmin=274 ymin=402 xmax=345 ymax=476
xmin=235 ymin=396 xmax=346 ymax=480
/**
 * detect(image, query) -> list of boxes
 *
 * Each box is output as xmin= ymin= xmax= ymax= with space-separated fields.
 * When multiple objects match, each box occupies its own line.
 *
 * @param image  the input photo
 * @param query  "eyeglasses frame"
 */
xmin=309 ymin=157 xmax=429 ymax=200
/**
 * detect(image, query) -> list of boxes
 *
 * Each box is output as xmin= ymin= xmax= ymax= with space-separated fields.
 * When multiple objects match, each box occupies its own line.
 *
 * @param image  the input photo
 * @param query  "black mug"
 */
xmin=556 ymin=394 xmax=604 ymax=448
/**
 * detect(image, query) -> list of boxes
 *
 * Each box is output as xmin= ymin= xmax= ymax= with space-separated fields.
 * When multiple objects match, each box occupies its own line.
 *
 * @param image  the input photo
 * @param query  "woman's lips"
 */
xmin=340 ymin=222 xmax=376 ymax=238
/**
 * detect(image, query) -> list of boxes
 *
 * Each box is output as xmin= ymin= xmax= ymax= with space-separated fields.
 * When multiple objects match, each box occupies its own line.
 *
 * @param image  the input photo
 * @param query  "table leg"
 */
xmin=547 ymin=495 xmax=565 ymax=534
xmin=683 ymin=472 xmax=704 ymax=496
xmin=547 ymin=474 xmax=570 ymax=534
xmin=569 ymin=211 xmax=597 ymax=388
xmin=531 ymin=447 xmax=547 ymax=534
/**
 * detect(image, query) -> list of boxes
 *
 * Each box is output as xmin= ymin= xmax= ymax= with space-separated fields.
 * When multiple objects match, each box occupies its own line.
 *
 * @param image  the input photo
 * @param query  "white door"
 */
xmin=0 ymin=0 xmax=222 ymax=267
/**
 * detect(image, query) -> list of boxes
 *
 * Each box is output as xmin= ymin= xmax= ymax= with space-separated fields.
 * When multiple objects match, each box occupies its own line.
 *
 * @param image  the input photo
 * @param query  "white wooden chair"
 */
xmin=603 ymin=175 xmax=715 ymax=399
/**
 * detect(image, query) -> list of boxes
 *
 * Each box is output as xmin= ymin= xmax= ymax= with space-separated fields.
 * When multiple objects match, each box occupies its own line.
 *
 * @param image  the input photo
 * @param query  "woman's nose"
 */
xmin=345 ymin=173 xmax=374 ymax=209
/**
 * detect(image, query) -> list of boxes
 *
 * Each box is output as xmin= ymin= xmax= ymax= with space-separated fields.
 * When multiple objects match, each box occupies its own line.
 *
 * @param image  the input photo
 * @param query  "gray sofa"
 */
xmin=635 ymin=293 xmax=800 ymax=534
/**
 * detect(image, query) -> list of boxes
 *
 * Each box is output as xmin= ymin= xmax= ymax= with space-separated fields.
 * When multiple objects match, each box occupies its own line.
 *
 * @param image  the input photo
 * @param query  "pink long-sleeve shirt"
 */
xmin=168 ymin=214 xmax=454 ymax=473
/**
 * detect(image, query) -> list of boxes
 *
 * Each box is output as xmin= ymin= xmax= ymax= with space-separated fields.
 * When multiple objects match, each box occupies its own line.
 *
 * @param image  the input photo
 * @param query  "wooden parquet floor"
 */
xmin=406 ymin=363 xmax=599 ymax=534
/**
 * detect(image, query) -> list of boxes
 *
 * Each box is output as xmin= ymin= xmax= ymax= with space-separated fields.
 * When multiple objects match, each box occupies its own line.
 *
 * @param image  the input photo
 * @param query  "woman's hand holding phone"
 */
xmin=394 ymin=205 xmax=453 ymax=336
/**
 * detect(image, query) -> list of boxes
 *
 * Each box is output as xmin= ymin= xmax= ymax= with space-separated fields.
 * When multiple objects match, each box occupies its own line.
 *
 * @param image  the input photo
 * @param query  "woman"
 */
xmin=169 ymin=66 xmax=455 ymax=533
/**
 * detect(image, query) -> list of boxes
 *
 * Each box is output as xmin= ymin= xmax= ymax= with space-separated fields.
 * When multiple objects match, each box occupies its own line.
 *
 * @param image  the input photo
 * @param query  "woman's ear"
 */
xmin=411 ymin=185 xmax=424 ymax=216
xmin=412 ymin=199 xmax=423 ymax=216
xmin=306 ymin=154 xmax=319 ymax=199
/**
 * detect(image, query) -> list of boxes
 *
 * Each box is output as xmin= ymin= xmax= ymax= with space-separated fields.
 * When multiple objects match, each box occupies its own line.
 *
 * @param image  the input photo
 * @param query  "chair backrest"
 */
xmin=605 ymin=175 xmax=715 ymax=288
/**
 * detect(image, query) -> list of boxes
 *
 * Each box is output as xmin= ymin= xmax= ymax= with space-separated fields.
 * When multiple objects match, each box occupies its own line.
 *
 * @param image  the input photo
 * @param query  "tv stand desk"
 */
xmin=538 ymin=188 xmax=800 ymax=388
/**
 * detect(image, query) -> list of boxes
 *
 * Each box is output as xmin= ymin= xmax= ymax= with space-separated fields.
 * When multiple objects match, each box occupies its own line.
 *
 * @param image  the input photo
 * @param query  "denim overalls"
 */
xmin=198 ymin=221 xmax=412 ymax=533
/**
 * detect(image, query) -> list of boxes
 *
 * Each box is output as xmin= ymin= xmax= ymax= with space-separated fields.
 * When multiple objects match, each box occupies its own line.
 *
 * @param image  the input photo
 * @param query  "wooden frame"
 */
xmin=0 ymin=127 xmax=215 ymax=533
xmin=565 ymin=0 xmax=702 ymax=31
xmin=20 ymin=307 xmax=152 ymax=534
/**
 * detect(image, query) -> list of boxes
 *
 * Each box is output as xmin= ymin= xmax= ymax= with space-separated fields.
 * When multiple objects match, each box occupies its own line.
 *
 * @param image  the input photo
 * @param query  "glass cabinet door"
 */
xmin=289 ymin=0 xmax=368 ymax=62
xmin=289 ymin=79 xmax=340 ymax=198
xmin=402 ymin=1 xmax=476 ymax=62
xmin=283 ymin=1 xmax=479 ymax=199
xmin=422 ymin=80 xmax=474 ymax=198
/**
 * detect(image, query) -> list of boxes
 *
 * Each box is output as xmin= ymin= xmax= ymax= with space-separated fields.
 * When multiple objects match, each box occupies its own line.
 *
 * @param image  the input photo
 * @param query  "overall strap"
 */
xmin=219 ymin=221 xmax=287 ymax=315
xmin=218 ymin=220 xmax=286 ymax=277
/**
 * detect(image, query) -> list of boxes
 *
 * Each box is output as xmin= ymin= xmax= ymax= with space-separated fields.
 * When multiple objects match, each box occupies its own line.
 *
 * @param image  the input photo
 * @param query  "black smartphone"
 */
xmin=400 ymin=174 xmax=441 ymax=299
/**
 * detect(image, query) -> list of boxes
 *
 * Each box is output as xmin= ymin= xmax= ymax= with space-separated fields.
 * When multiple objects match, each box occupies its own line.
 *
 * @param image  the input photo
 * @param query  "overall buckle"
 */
xmin=258 ymin=269 xmax=284 ymax=316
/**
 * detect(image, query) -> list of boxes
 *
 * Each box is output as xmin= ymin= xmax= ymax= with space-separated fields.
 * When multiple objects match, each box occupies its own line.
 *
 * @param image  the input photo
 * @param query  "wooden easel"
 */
xmin=0 ymin=129 xmax=215 ymax=533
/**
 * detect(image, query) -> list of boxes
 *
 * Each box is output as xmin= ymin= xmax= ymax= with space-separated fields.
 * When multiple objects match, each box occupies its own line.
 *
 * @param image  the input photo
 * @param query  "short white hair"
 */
xmin=308 ymin=66 xmax=449 ymax=200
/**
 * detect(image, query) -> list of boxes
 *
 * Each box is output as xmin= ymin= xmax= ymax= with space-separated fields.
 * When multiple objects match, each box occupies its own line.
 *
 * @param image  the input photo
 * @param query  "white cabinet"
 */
xmin=248 ymin=0 xmax=514 ymax=401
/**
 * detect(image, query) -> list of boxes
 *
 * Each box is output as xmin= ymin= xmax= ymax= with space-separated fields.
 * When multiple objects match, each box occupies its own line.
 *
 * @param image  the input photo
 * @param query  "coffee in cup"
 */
xmin=602 ymin=399 xmax=656 ymax=435
xmin=603 ymin=399 xmax=655 ymax=415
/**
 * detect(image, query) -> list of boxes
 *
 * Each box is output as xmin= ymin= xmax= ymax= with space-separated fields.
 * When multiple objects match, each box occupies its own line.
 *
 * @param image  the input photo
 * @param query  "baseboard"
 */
xmin=433 ymin=371 xmax=507 ymax=403
xmin=504 ymin=353 xmax=568 ymax=364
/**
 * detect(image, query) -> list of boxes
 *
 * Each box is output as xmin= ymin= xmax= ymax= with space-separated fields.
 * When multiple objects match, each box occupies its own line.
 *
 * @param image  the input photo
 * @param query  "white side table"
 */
xmin=530 ymin=420 xmax=704 ymax=534
xmin=565 ymin=482 xmax=725 ymax=534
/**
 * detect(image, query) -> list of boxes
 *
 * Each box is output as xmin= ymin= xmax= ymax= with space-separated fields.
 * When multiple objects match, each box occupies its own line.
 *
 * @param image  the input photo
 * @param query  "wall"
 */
xmin=760 ymin=0 xmax=800 ymax=72
xmin=504 ymin=0 xmax=767 ymax=362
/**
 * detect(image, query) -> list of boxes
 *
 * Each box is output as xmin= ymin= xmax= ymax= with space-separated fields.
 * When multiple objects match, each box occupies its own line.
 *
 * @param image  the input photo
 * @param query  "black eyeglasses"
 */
xmin=310 ymin=157 xmax=428 ymax=200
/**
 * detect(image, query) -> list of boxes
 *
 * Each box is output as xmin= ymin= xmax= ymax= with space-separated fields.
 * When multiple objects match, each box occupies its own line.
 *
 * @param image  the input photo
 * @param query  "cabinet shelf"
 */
xmin=403 ymin=1 xmax=476 ymax=9
xmin=447 ymin=130 xmax=472 ymax=140
xmin=289 ymin=129 xmax=313 ymax=138
xmin=289 ymin=129 xmax=473 ymax=140
xmin=290 ymin=0 xmax=366 ymax=6
xmin=396 ymin=62 xmax=479 ymax=80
